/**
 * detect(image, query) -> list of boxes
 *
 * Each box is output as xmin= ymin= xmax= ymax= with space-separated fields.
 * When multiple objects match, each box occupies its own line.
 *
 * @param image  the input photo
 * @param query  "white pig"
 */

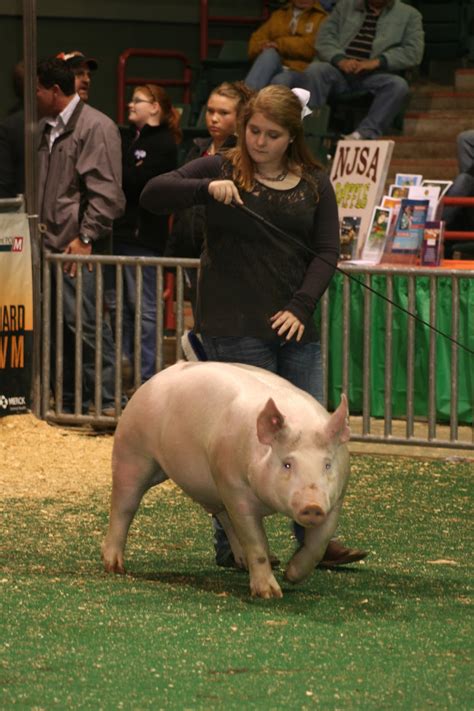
xmin=102 ymin=360 xmax=350 ymax=599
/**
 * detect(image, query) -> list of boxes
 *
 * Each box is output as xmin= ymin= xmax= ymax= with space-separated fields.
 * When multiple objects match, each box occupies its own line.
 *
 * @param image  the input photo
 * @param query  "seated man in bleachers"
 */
xmin=442 ymin=131 xmax=474 ymax=247
xmin=444 ymin=130 xmax=474 ymax=216
xmin=245 ymin=0 xmax=328 ymax=90
xmin=298 ymin=0 xmax=424 ymax=139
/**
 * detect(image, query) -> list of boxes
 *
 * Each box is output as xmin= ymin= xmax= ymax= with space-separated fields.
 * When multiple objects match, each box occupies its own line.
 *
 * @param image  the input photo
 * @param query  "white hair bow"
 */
xmin=291 ymin=87 xmax=312 ymax=119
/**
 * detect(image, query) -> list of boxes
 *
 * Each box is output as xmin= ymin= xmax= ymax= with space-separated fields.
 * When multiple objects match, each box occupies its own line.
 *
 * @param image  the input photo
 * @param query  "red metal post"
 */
xmin=440 ymin=196 xmax=474 ymax=241
xmin=163 ymin=272 xmax=176 ymax=330
xmin=117 ymin=48 xmax=192 ymax=124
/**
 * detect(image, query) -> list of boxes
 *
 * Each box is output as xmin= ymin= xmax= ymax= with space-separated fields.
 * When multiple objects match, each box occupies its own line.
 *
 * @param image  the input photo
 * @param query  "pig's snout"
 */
xmin=297 ymin=504 xmax=326 ymax=527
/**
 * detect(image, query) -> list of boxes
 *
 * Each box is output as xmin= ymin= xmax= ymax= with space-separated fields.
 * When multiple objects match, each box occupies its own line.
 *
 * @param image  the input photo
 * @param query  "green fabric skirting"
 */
xmin=316 ymin=273 xmax=473 ymax=424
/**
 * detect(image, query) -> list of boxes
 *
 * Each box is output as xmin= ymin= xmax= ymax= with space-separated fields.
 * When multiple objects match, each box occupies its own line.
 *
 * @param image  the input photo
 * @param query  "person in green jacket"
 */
xmin=298 ymin=0 xmax=424 ymax=139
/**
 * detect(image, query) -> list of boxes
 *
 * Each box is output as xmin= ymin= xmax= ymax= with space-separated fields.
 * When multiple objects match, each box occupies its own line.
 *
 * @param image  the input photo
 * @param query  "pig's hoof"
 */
xmin=101 ymin=547 xmax=126 ymax=575
xmin=105 ymin=562 xmax=126 ymax=575
xmin=283 ymin=563 xmax=308 ymax=584
xmin=250 ymin=574 xmax=283 ymax=599
xmin=102 ymin=557 xmax=126 ymax=575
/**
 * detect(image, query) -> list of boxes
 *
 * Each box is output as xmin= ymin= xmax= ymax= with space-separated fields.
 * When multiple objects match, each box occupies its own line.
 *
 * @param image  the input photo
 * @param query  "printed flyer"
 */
xmin=388 ymin=198 xmax=429 ymax=264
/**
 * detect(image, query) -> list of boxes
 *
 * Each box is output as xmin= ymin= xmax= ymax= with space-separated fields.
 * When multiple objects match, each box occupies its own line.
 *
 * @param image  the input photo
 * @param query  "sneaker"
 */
xmin=181 ymin=330 xmax=208 ymax=362
xmin=341 ymin=130 xmax=363 ymax=140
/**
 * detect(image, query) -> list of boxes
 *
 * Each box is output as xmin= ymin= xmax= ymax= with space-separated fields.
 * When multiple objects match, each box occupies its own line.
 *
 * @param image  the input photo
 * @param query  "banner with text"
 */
xmin=0 ymin=210 xmax=33 ymax=416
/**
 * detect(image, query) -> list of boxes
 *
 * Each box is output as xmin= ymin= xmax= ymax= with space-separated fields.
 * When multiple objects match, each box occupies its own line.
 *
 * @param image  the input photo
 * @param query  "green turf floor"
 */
xmin=1 ymin=455 xmax=473 ymax=710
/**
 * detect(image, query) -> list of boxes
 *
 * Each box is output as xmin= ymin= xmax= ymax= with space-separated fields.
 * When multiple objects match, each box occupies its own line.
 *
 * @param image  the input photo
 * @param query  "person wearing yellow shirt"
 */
xmin=245 ymin=0 xmax=328 ymax=90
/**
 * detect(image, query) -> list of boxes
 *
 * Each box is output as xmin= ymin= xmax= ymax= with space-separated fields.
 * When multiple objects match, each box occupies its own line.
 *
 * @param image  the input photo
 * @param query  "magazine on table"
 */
xmin=339 ymin=215 xmax=362 ymax=260
xmin=395 ymin=172 xmax=423 ymax=186
xmin=421 ymin=179 xmax=453 ymax=199
xmin=420 ymin=221 xmax=445 ymax=266
xmin=408 ymin=184 xmax=441 ymax=221
xmin=381 ymin=195 xmax=402 ymax=212
xmin=382 ymin=198 xmax=429 ymax=265
xmin=359 ymin=206 xmax=393 ymax=263
xmin=388 ymin=184 xmax=410 ymax=199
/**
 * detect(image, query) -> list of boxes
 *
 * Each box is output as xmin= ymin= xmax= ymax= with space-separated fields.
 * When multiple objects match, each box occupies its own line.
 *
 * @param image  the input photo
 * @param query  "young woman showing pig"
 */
xmin=140 ymin=84 xmax=367 ymax=569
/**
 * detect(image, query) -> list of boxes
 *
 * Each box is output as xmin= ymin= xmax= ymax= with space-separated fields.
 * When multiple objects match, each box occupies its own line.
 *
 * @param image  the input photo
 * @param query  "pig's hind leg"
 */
xmin=102 ymin=450 xmax=168 ymax=574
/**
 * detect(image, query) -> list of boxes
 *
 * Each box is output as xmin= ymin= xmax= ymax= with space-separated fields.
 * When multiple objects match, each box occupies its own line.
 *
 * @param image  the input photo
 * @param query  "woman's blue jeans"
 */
xmin=201 ymin=335 xmax=323 ymax=401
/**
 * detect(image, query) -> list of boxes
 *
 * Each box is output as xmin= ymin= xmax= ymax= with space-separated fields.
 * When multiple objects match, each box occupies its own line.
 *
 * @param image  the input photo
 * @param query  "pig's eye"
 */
xmin=283 ymin=461 xmax=292 ymax=470
xmin=324 ymin=461 xmax=332 ymax=472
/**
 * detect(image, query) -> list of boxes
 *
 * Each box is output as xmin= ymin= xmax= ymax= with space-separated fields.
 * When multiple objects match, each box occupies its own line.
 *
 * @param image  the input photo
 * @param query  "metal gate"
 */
xmin=41 ymin=253 xmax=474 ymax=450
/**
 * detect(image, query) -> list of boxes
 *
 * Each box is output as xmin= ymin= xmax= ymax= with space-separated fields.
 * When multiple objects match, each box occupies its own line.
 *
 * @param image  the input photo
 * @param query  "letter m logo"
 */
xmin=12 ymin=237 xmax=23 ymax=252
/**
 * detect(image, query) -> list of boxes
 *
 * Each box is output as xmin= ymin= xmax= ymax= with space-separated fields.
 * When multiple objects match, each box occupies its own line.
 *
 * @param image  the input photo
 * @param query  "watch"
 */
xmin=79 ymin=234 xmax=92 ymax=245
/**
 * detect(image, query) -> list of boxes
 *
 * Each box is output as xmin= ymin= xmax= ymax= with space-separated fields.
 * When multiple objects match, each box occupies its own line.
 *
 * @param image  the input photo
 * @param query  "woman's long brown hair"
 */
xmin=226 ymin=85 xmax=323 ymax=195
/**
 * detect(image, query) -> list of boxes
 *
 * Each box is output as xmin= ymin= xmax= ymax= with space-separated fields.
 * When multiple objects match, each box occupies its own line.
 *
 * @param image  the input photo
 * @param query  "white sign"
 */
xmin=330 ymin=140 xmax=395 ymax=259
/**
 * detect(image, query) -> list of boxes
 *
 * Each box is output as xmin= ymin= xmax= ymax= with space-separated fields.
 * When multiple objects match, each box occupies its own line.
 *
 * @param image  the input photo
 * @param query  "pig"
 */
xmin=101 ymin=360 xmax=350 ymax=599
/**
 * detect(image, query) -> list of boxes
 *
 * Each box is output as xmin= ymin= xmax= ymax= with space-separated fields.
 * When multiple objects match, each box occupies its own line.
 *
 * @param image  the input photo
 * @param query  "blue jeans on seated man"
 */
xmin=52 ymin=267 xmax=117 ymax=414
xmin=106 ymin=242 xmax=161 ymax=384
xmin=201 ymin=335 xmax=323 ymax=566
xmin=297 ymin=61 xmax=410 ymax=138
xmin=245 ymin=48 xmax=299 ymax=91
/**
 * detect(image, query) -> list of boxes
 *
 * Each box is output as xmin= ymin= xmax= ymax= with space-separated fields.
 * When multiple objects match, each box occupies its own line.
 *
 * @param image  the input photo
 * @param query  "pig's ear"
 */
xmin=325 ymin=393 xmax=350 ymax=444
xmin=257 ymin=398 xmax=285 ymax=445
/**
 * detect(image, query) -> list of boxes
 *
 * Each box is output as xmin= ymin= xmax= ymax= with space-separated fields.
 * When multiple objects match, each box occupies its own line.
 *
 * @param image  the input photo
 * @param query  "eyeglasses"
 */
xmin=129 ymin=98 xmax=153 ymax=105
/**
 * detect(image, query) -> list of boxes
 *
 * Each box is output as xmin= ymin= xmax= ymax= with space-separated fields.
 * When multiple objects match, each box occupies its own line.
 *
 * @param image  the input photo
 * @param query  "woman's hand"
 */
xmin=270 ymin=310 xmax=305 ymax=342
xmin=208 ymin=180 xmax=243 ymax=206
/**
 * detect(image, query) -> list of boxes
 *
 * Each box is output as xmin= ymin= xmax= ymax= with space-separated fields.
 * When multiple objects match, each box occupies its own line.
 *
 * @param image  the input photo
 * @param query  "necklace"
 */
xmin=255 ymin=169 xmax=288 ymax=182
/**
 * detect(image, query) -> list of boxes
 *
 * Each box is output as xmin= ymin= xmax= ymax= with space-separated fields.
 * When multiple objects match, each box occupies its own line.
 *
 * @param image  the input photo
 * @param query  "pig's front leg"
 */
xmin=284 ymin=502 xmax=342 ymax=584
xmin=221 ymin=498 xmax=282 ymax=599
xmin=102 ymin=451 xmax=166 ymax=574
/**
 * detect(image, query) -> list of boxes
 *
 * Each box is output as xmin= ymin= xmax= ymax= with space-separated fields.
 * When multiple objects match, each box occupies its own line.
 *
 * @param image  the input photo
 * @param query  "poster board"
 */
xmin=330 ymin=139 xmax=395 ymax=259
xmin=0 ymin=208 xmax=33 ymax=416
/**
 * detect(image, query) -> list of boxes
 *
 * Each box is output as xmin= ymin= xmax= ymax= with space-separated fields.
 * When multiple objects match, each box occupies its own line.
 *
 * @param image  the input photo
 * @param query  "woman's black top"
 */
xmin=141 ymin=155 xmax=340 ymax=343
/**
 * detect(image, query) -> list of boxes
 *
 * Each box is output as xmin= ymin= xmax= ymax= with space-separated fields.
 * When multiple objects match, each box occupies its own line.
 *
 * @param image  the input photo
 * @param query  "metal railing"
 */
xmin=41 ymin=254 xmax=473 ymax=450
xmin=41 ymin=254 xmax=197 ymax=427
xmin=442 ymin=196 xmax=474 ymax=243
xmin=323 ymin=264 xmax=473 ymax=450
